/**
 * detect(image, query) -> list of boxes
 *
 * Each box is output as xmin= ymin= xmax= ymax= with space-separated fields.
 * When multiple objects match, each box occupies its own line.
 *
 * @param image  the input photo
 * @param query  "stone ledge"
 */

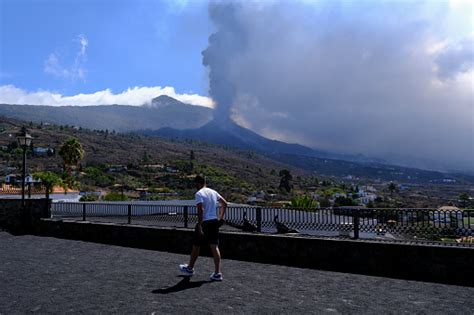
xmin=36 ymin=219 xmax=474 ymax=287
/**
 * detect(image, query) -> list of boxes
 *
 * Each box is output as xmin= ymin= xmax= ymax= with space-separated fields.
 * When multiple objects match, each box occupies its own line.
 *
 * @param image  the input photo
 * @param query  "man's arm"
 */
xmin=218 ymin=197 xmax=228 ymax=220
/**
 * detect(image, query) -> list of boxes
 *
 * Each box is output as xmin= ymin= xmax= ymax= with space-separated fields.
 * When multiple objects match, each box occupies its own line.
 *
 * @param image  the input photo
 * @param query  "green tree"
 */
xmin=279 ymin=169 xmax=293 ymax=193
xmin=58 ymin=138 xmax=85 ymax=175
xmin=459 ymin=193 xmax=470 ymax=208
xmin=388 ymin=182 xmax=397 ymax=196
xmin=34 ymin=171 xmax=67 ymax=200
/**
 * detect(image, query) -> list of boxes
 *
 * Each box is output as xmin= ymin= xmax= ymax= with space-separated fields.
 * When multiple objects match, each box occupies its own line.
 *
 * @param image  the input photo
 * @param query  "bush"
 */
xmin=319 ymin=198 xmax=331 ymax=208
xmin=290 ymin=196 xmax=319 ymax=209
xmin=334 ymin=196 xmax=358 ymax=207
xmin=79 ymin=194 xmax=99 ymax=202
xmin=103 ymin=192 xmax=128 ymax=201
xmin=84 ymin=166 xmax=102 ymax=177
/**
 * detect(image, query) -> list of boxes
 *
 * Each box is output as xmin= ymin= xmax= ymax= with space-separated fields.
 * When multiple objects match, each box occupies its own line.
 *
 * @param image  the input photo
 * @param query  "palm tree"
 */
xmin=34 ymin=172 xmax=67 ymax=210
xmin=58 ymin=138 xmax=84 ymax=176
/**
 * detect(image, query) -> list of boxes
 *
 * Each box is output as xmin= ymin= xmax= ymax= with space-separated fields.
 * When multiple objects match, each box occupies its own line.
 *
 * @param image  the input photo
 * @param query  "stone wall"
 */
xmin=0 ymin=199 xmax=50 ymax=233
xmin=37 ymin=219 xmax=474 ymax=287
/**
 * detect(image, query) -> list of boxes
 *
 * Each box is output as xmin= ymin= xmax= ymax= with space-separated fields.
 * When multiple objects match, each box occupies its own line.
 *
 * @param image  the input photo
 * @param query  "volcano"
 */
xmin=149 ymin=119 xmax=317 ymax=156
xmin=146 ymin=118 xmax=390 ymax=166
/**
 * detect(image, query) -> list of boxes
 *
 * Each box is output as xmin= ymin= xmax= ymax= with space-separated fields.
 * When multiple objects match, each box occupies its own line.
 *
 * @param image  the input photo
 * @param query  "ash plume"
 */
xmin=202 ymin=2 xmax=246 ymax=123
xmin=202 ymin=1 xmax=474 ymax=172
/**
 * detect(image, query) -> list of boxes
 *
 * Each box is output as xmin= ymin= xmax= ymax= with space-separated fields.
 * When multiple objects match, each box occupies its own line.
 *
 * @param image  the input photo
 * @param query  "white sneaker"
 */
xmin=210 ymin=272 xmax=223 ymax=281
xmin=179 ymin=264 xmax=194 ymax=277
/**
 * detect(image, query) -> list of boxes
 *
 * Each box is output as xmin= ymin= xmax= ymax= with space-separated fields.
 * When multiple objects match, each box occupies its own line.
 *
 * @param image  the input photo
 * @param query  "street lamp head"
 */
xmin=17 ymin=126 xmax=32 ymax=147
xmin=17 ymin=126 xmax=32 ymax=207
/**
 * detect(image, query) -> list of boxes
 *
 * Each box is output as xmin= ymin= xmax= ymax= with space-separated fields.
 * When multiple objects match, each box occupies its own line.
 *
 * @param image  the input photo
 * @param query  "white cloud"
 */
xmin=78 ymin=34 xmax=88 ymax=56
xmin=0 ymin=84 xmax=214 ymax=108
xmin=44 ymin=34 xmax=88 ymax=81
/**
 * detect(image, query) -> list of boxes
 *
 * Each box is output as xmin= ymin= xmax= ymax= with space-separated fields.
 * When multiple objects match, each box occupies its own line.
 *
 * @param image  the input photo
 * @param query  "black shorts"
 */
xmin=193 ymin=219 xmax=220 ymax=246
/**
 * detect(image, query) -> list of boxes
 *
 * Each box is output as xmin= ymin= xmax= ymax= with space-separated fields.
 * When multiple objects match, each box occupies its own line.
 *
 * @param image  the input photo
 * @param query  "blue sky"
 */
xmin=0 ymin=0 xmax=212 ymax=104
xmin=0 ymin=0 xmax=473 ymax=171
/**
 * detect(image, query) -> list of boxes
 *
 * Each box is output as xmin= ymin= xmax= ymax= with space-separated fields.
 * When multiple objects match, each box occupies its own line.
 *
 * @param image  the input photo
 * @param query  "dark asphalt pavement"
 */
xmin=0 ymin=231 xmax=473 ymax=314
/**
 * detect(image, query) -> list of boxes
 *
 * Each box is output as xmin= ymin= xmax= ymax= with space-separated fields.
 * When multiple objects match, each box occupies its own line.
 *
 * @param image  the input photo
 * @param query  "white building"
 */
xmin=33 ymin=147 xmax=49 ymax=156
xmin=357 ymin=193 xmax=377 ymax=205
xmin=5 ymin=174 xmax=37 ymax=184
xmin=5 ymin=174 xmax=17 ymax=183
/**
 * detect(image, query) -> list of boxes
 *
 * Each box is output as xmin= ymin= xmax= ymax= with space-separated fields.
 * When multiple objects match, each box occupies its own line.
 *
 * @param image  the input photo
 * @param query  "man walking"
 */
xmin=180 ymin=175 xmax=228 ymax=281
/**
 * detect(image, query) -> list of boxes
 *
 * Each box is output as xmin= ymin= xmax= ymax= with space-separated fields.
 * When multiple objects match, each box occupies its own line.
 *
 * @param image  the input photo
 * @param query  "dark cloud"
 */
xmin=204 ymin=1 xmax=474 ymax=172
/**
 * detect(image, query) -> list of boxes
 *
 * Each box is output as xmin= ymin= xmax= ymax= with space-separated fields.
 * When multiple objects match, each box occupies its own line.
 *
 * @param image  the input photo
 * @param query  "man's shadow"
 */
xmin=152 ymin=276 xmax=213 ymax=294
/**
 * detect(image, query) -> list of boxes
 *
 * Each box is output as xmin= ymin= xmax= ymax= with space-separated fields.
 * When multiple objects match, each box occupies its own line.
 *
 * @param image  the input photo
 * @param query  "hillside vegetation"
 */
xmin=1 ymin=116 xmax=472 ymax=208
xmin=0 ymin=116 xmax=307 ymax=202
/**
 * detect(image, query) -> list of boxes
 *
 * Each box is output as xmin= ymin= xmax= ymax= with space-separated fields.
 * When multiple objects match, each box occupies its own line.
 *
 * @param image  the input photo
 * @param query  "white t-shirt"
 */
xmin=195 ymin=187 xmax=223 ymax=221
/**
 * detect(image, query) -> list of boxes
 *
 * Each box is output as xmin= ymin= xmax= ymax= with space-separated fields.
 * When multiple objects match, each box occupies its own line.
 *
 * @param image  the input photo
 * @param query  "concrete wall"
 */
xmin=0 ymin=199 xmax=50 ymax=234
xmin=37 ymin=219 xmax=474 ymax=287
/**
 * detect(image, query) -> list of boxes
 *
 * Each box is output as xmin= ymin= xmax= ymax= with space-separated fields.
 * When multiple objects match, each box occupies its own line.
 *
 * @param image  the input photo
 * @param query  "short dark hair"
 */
xmin=194 ymin=175 xmax=206 ymax=186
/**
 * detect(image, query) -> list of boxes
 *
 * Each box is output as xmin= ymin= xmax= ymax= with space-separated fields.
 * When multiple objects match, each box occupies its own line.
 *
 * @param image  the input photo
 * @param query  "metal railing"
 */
xmin=51 ymin=202 xmax=474 ymax=246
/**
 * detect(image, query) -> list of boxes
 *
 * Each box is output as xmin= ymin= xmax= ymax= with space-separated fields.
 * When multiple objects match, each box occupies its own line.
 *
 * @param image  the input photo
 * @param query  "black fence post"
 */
xmin=82 ymin=203 xmax=86 ymax=221
xmin=353 ymin=209 xmax=360 ymax=239
xmin=184 ymin=206 xmax=189 ymax=228
xmin=128 ymin=204 xmax=132 ymax=224
xmin=45 ymin=197 xmax=51 ymax=218
xmin=256 ymin=207 xmax=262 ymax=232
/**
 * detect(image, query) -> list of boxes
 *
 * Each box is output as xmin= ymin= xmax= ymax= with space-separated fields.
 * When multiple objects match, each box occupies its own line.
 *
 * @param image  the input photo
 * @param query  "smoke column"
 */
xmin=202 ymin=2 xmax=246 ymax=122
xmin=202 ymin=0 xmax=473 ymax=172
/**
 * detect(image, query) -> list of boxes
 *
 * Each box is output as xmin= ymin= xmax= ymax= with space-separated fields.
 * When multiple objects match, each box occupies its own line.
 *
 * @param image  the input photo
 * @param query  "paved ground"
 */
xmin=0 ymin=231 xmax=473 ymax=314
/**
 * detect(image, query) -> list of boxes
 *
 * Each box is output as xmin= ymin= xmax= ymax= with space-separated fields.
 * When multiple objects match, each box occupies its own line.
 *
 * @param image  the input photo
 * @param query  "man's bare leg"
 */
xmin=209 ymin=244 xmax=221 ymax=273
xmin=188 ymin=245 xmax=200 ymax=269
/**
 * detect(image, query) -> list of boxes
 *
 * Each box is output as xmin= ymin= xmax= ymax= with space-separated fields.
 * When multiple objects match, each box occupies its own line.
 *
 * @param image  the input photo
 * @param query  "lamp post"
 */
xmin=17 ymin=127 xmax=32 ymax=207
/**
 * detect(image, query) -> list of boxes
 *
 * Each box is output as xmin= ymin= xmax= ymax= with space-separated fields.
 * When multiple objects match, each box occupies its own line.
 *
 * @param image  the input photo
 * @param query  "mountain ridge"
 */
xmin=0 ymin=96 xmax=469 ymax=175
xmin=143 ymin=119 xmax=474 ymax=183
xmin=146 ymin=119 xmax=388 ymax=164
xmin=0 ymin=95 xmax=213 ymax=132
xmin=146 ymin=119 xmax=316 ymax=156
